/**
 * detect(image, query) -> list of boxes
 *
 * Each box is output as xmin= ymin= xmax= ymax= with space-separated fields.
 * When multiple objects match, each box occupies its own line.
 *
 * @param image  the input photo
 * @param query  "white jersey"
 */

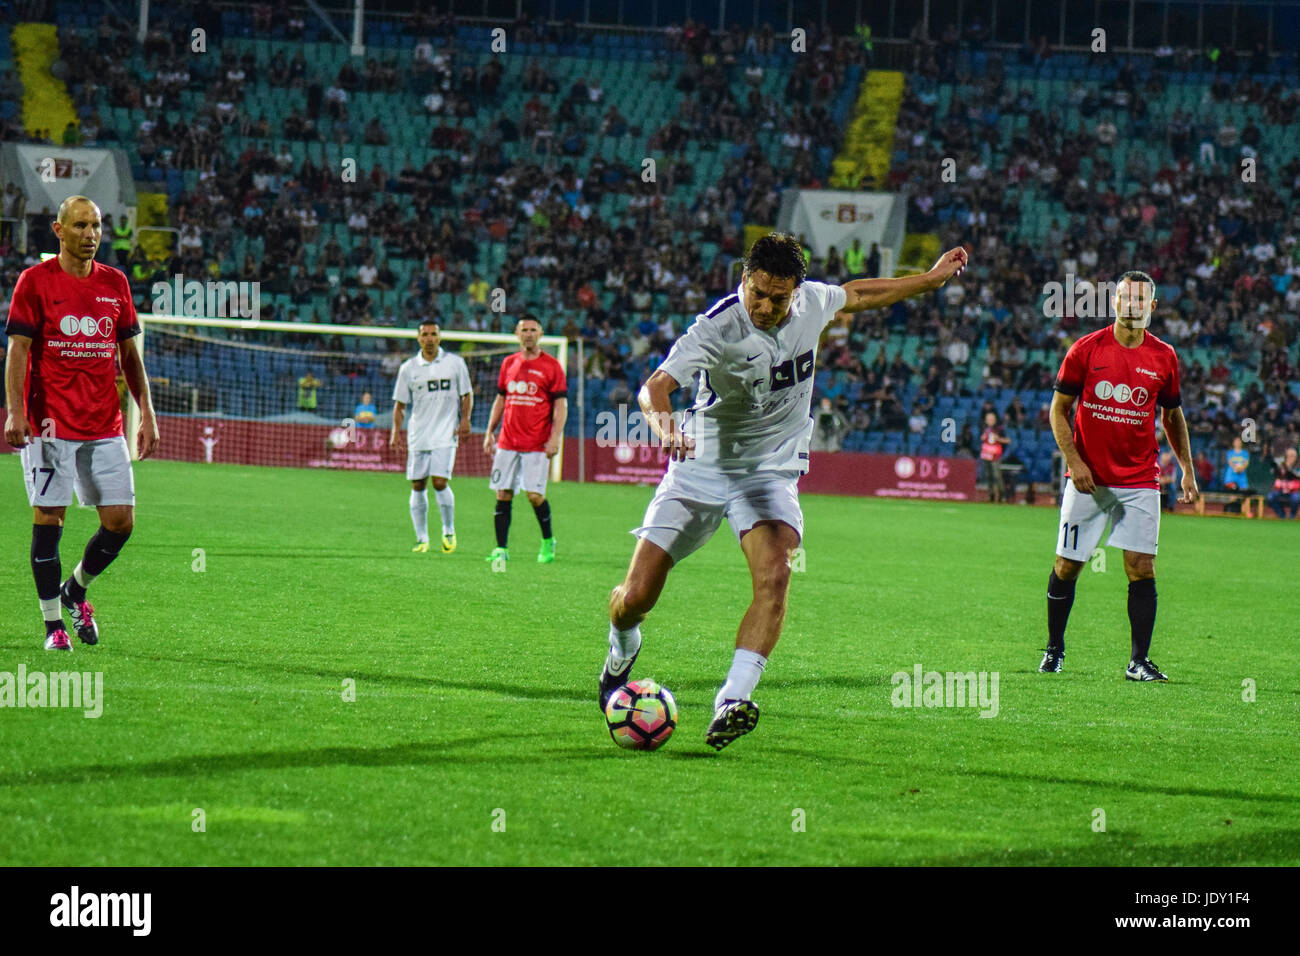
xmin=392 ymin=348 xmax=472 ymax=450
xmin=657 ymin=280 xmax=847 ymax=476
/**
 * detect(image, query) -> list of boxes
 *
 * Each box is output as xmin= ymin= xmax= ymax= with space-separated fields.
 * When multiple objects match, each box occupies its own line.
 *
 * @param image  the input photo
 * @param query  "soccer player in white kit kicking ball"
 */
xmin=4 ymin=195 xmax=160 ymax=650
xmin=598 ymin=233 xmax=970 ymax=750
xmin=391 ymin=320 xmax=472 ymax=552
xmin=1039 ymin=271 xmax=1198 ymax=680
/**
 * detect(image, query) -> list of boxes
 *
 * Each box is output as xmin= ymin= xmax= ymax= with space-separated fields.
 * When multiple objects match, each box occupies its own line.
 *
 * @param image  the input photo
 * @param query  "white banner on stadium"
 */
xmin=781 ymin=190 xmax=905 ymax=274
xmin=8 ymin=145 xmax=125 ymax=220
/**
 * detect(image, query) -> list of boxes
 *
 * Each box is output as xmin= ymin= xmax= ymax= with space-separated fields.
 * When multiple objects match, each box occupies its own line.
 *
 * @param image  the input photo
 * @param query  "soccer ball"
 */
xmin=604 ymin=679 xmax=678 ymax=751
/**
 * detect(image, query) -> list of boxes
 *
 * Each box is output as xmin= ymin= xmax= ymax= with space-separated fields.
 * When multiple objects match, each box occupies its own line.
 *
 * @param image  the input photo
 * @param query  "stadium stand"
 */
xmin=2 ymin=1 xmax=1299 ymax=504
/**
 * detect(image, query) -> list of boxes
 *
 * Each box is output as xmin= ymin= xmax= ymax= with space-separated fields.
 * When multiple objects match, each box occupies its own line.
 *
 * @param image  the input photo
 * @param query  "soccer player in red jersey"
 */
xmin=481 ymin=314 xmax=567 ymax=564
xmin=1040 ymin=271 xmax=1198 ymax=681
xmin=3 ymin=196 xmax=159 ymax=650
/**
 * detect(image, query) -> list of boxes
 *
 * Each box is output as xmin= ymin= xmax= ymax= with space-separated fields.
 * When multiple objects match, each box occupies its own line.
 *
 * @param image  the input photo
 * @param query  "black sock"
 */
xmin=65 ymin=526 xmax=132 ymax=602
xmin=1128 ymin=577 xmax=1157 ymax=662
xmin=533 ymin=499 xmax=552 ymax=539
xmin=1046 ymin=570 xmax=1076 ymax=651
xmin=494 ymin=499 xmax=512 ymax=548
xmin=31 ymin=524 xmax=63 ymax=631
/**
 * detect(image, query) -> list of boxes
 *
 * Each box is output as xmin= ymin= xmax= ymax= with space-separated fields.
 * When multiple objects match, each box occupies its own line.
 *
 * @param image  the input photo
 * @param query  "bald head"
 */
xmin=52 ymin=195 xmax=103 ymax=265
xmin=57 ymin=195 xmax=100 ymax=224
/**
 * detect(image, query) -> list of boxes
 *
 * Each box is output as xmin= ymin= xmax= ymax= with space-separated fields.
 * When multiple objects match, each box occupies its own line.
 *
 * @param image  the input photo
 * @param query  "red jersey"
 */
xmin=4 ymin=258 xmax=141 ymax=441
xmin=1054 ymin=326 xmax=1181 ymax=489
xmin=497 ymin=351 xmax=566 ymax=453
xmin=980 ymin=427 xmax=1005 ymax=461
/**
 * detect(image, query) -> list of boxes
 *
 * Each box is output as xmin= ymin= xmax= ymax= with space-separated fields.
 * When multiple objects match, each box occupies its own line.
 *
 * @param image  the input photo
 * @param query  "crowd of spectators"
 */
xmin=2 ymin=7 xmax=1299 ymax=490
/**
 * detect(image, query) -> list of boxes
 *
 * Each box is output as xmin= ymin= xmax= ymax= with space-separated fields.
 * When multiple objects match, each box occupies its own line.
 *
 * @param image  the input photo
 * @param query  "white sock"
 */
xmin=73 ymin=562 xmax=96 ymax=589
xmin=434 ymin=485 xmax=455 ymax=535
xmin=410 ymin=489 xmax=429 ymax=542
xmin=605 ymin=622 xmax=642 ymax=675
xmin=715 ymin=648 xmax=767 ymax=709
xmin=40 ymin=596 xmax=62 ymax=623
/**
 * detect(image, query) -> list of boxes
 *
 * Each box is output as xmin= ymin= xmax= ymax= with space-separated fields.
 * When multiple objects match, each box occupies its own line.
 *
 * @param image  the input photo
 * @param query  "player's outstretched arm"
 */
xmin=638 ymin=370 xmax=693 ymax=461
xmin=1161 ymin=406 xmax=1198 ymax=503
xmin=4 ymin=334 xmax=33 ymax=447
xmin=839 ymin=246 xmax=969 ymax=313
xmin=118 ymin=336 xmax=159 ymax=459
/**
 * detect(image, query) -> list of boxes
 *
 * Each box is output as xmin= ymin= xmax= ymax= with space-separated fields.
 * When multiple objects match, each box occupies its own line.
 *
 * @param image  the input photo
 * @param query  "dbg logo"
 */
xmin=58 ymin=314 xmax=114 ymax=338
xmin=1094 ymin=380 xmax=1148 ymax=405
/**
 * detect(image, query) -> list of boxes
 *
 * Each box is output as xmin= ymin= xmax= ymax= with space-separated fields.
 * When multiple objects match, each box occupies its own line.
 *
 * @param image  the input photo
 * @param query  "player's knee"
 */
xmin=430 ymin=477 xmax=447 ymax=491
xmin=526 ymin=492 xmax=544 ymax=507
xmin=34 ymin=507 xmax=65 ymax=527
xmin=1053 ymin=556 xmax=1084 ymax=581
xmin=496 ymin=490 xmax=513 ymax=501
xmin=753 ymin=561 xmax=791 ymax=604
xmin=611 ymin=581 xmax=653 ymax=620
xmin=104 ymin=513 xmax=133 ymax=535
xmin=411 ymin=478 xmax=427 ymax=491
xmin=1124 ymin=553 xmax=1155 ymax=580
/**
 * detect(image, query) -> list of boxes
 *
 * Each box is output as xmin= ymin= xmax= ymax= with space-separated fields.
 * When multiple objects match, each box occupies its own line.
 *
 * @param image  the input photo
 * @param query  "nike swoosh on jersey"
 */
xmin=746 ymin=352 xmax=762 ymax=361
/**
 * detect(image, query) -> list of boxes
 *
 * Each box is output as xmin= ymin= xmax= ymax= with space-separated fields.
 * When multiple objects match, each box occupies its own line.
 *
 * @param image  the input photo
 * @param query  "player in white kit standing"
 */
xmin=598 ymin=233 xmax=970 ymax=749
xmin=391 ymin=320 xmax=472 ymax=553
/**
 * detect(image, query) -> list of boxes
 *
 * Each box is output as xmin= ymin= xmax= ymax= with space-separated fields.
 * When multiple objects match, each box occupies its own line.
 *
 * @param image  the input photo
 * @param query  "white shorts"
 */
xmin=632 ymin=462 xmax=804 ymax=564
xmin=407 ymin=446 xmax=456 ymax=481
xmin=20 ymin=436 xmax=135 ymax=508
xmin=490 ymin=448 xmax=550 ymax=496
xmin=1056 ymin=482 xmax=1160 ymax=560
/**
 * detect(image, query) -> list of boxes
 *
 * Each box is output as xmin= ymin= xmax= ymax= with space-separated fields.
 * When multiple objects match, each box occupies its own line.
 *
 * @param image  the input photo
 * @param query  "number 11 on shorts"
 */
xmin=1061 ymin=522 xmax=1079 ymax=551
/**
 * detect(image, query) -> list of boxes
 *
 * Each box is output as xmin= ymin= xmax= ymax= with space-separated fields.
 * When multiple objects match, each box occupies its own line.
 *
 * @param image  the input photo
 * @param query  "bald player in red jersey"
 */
xmin=1039 ymin=271 xmax=1198 ymax=681
xmin=481 ymin=314 xmax=567 ymax=564
xmin=3 ymin=195 xmax=159 ymax=651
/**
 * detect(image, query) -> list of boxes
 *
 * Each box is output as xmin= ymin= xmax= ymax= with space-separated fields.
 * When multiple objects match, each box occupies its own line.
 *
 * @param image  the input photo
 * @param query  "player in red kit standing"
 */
xmin=1039 ymin=271 xmax=1197 ymax=680
xmin=3 ymin=195 xmax=159 ymax=650
xmin=482 ymin=314 xmax=567 ymax=564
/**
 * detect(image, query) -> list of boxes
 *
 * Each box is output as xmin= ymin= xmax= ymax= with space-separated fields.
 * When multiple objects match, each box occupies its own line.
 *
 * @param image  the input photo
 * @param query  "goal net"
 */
xmin=135 ymin=315 xmax=573 ymax=479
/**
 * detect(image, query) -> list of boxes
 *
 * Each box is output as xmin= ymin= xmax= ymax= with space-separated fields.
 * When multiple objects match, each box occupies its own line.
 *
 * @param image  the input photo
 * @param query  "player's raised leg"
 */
xmin=1122 ymin=549 xmax=1166 ymax=681
xmin=706 ymin=519 xmax=799 ymax=750
xmin=600 ymin=537 xmax=674 ymax=709
xmin=431 ymin=475 xmax=456 ymax=552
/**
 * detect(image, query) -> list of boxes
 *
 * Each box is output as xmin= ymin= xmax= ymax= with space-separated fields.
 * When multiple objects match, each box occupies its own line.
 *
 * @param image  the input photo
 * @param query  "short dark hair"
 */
xmin=418 ymin=318 xmax=440 ymax=330
xmin=743 ymin=232 xmax=806 ymax=285
xmin=1116 ymin=269 xmax=1156 ymax=290
xmin=518 ymin=313 xmax=543 ymax=329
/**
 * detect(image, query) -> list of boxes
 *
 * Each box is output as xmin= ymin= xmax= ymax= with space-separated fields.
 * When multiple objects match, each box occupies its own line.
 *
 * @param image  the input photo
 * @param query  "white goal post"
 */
xmin=131 ymin=313 xmax=578 ymax=481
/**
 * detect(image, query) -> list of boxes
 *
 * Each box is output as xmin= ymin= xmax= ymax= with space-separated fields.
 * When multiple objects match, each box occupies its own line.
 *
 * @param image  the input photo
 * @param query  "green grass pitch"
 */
xmin=0 ymin=455 xmax=1296 ymax=866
